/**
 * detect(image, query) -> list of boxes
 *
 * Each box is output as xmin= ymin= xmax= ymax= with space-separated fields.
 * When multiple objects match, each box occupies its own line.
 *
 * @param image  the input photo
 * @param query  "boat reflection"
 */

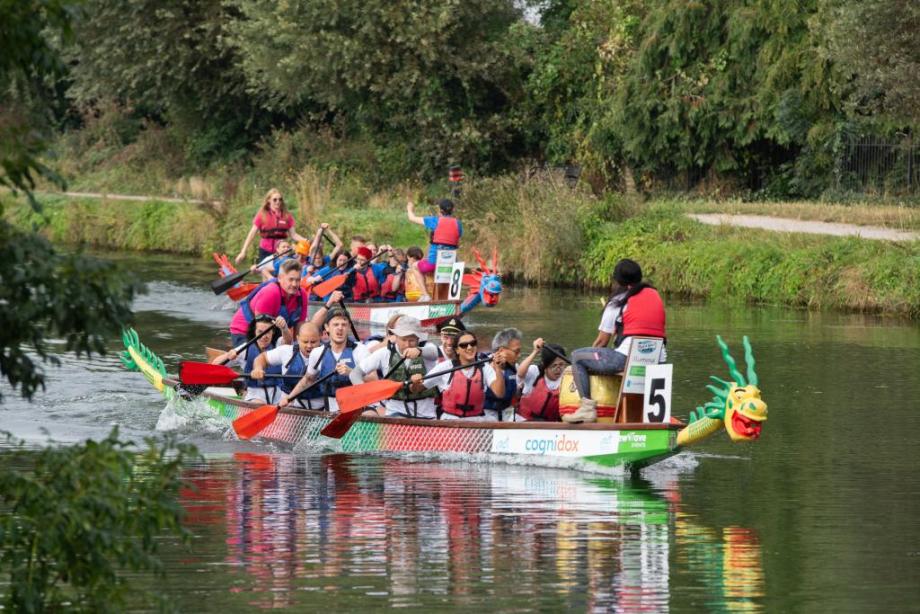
xmin=179 ymin=454 xmax=765 ymax=610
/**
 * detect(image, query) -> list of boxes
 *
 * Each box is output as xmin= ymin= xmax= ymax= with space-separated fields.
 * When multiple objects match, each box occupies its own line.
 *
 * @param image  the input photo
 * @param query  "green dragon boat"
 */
xmin=121 ymin=329 xmax=768 ymax=472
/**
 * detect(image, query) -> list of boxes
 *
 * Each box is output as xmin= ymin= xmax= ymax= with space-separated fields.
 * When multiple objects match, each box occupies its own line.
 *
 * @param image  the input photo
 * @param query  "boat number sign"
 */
xmin=642 ymin=364 xmax=673 ymax=423
xmin=448 ymin=261 xmax=465 ymax=300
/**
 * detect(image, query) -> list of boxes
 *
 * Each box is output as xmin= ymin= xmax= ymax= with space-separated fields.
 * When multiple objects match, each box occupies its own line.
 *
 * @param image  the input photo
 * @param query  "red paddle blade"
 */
xmin=320 ymin=409 xmax=364 ymax=439
xmin=312 ymin=273 xmax=346 ymax=298
xmin=233 ymin=405 xmax=279 ymax=440
xmin=179 ymin=361 xmax=240 ymax=385
xmin=335 ymin=380 xmax=402 ymax=414
xmin=227 ymin=283 xmax=257 ymax=302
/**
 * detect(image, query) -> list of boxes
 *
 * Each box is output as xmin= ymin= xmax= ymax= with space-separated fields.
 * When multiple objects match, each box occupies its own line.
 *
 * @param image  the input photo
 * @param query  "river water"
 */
xmin=2 ymin=251 xmax=920 ymax=611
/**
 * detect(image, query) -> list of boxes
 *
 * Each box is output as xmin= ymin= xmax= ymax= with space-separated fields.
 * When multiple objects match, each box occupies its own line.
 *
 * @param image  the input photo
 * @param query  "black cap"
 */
xmin=437 ymin=317 xmax=466 ymax=335
xmin=324 ymin=307 xmax=349 ymax=326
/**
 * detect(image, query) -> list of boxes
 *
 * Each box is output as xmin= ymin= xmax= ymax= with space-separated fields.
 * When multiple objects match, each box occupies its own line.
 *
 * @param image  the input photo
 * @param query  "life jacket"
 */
xmin=615 ymin=287 xmax=667 ymax=346
xmin=441 ymin=362 xmax=486 ymax=418
xmin=316 ymin=341 xmax=357 ymax=399
xmin=430 ymin=216 xmax=460 ymax=247
xmin=380 ymin=270 xmax=406 ymax=301
xmin=352 ymin=267 xmax=380 ymax=302
xmin=239 ymin=280 xmax=304 ymax=329
xmin=518 ymin=375 xmax=560 ymax=421
xmin=387 ymin=350 xmax=438 ymax=403
xmin=484 ymin=364 xmax=518 ymax=417
xmin=259 ymin=211 xmax=291 ymax=239
xmin=243 ymin=342 xmax=281 ymax=400
xmin=280 ymin=344 xmax=324 ymax=408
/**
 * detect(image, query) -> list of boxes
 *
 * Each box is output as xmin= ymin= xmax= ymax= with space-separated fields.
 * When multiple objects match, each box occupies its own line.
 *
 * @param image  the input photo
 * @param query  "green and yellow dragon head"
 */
xmin=680 ymin=336 xmax=767 ymax=446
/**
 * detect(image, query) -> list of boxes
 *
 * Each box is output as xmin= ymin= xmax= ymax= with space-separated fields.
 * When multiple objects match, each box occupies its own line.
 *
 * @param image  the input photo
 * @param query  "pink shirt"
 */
xmin=229 ymin=282 xmax=310 ymax=335
xmin=254 ymin=210 xmax=295 ymax=252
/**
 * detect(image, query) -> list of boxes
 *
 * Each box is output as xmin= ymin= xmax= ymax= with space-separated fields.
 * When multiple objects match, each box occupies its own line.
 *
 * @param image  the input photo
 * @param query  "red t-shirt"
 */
xmin=253 ymin=210 xmax=295 ymax=252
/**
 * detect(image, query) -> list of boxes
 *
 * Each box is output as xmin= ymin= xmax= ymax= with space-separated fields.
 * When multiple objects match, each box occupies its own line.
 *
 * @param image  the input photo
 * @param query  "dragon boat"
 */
xmin=213 ymin=248 xmax=503 ymax=326
xmin=121 ymin=329 xmax=768 ymax=472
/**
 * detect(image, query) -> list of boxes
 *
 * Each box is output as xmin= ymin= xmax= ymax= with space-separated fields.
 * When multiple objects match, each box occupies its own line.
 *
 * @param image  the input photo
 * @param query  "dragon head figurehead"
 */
xmin=460 ymin=247 xmax=503 ymax=313
xmin=684 ymin=336 xmax=767 ymax=444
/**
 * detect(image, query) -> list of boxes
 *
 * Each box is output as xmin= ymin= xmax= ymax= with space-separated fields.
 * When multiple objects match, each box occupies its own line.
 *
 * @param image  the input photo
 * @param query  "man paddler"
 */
xmin=253 ymin=321 xmax=324 ymax=410
xmin=406 ymin=197 xmax=462 ymax=275
xmin=282 ymin=307 xmax=368 ymax=412
xmin=351 ymin=316 xmax=440 ymax=419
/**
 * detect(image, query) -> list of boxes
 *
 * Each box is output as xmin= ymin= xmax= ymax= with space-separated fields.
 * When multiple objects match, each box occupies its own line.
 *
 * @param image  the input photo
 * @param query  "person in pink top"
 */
xmin=228 ymin=259 xmax=341 ymax=347
xmin=236 ymin=188 xmax=308 ymax=263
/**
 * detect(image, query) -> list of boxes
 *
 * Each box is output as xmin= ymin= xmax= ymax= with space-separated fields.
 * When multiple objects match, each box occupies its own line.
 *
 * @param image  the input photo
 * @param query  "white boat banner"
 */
xmin=490 ymin=429 xmax=622 ymax=457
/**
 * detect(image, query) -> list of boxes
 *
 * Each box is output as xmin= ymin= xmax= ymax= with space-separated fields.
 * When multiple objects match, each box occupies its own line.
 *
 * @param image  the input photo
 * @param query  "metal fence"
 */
xmin=837 ymin=134 xmax=918 ymax=195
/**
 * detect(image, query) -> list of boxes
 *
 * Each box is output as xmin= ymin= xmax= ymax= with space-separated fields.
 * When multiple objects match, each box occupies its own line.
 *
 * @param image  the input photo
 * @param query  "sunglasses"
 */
xmin=457 ymin=340 xmax=478 ymax=349
xmin=254 ymin=315 xmax=274 ymax=324
xmin=270 ymin=197 xmax=282 ymax=202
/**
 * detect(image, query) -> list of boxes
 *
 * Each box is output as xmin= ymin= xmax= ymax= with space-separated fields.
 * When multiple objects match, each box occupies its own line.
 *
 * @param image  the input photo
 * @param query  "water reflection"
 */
xmin=174 ymin=454 xmax=765 ymax=611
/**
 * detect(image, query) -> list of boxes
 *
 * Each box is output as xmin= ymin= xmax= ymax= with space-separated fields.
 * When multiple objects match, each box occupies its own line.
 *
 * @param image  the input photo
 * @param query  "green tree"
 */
xmin=225 ymin=0 xmax=532 ymax=174
xmin=0 ymin=430 xmax=199 ymax=612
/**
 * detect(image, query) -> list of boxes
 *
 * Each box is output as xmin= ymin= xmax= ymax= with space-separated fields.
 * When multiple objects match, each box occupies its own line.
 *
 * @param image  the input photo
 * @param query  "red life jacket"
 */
xmin=621 ymin=287 xmax=667 ymax=339
xmin=259 ymin=211 xmax=292 ymax=239
xmin=431 ymin=216 xmax=460 ymax=247
xmin=518 ymin=376 xmax=560 ymax=421
xmin=352 ymin=268 xmax=380 ymax=301
xmin=441 ymin=363 xmax=485 ymax=418
xmin=380 ymin=271 xmax=405 ymax=300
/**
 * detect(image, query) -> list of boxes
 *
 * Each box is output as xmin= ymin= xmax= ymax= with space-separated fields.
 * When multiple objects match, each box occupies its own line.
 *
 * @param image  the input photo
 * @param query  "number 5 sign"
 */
xmin=642 ymin=364 xmax=673 ymax=423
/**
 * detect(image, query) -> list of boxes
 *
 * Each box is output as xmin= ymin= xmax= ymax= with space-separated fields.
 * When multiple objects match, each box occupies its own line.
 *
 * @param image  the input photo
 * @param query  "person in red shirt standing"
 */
xmin=568 ymin=259 xmax=667 ymax=422
xmin=236 ymin=188 xmax=308 ymax=263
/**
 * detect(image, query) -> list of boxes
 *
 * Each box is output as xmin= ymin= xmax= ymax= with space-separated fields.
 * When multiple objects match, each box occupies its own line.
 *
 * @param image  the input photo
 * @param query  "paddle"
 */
xmin=319 ymin=355 xmax=407 ymax=439
xmin=542 ymin=343 xmax=572 ymax=365
xmin=232 ymin=370 xmax=339 ymax=440
xmin=311 ymin=249 xmax=390 ymax=299
xmin=227 ymin=283 xmax=257 ymax=302
xmin=211 ymin=248 xmax=293 ymax=295
xmin=336 ymin=300 xmax=362 ymax=343
xmin=179 ymin=361 xmax=310 ymax=386
xmin=214 ymin=325 xmax=277 ymax=366
xmin=325 ymin=354 xmax=495 ymax=440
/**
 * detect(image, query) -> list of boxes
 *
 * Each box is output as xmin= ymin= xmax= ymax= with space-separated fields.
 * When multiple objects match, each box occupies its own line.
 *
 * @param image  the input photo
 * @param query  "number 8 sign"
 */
xmin=642 ymin=364 xmax=673 ymax=423
xmin=448 ymin=261 xmax=465 ymax=300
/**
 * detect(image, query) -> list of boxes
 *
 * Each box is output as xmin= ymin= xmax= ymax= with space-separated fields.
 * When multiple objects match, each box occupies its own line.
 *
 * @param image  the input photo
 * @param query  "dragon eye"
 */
xmin=733 ymin=388 xmax=745 ymax=399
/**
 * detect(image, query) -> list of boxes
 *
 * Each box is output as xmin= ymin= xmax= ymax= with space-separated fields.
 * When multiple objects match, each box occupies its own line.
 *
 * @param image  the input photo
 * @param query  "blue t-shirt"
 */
xmin=302 ymin=255 xmax=331 ymax=278
xmin=423 ymin=215 xmax=463 ymax=264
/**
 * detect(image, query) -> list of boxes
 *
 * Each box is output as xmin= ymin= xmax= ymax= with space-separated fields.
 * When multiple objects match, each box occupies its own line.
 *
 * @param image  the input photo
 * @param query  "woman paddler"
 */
xmin=406 ymin=197 xmax=462 ymax=275
xmin=422 ymin=330 xmax=507 ymax=421
xmin=236 ymin=188 xmax=308 ymax=263
xmin=211 ymin=314 xmax=283 ymax=405
xmin=351 ymin=316 xmax=441 ymax=419
xmin=515 ymin=338 xmax=567 ymax=422
xmin=568 ymin=259 xmax=667 ymax=422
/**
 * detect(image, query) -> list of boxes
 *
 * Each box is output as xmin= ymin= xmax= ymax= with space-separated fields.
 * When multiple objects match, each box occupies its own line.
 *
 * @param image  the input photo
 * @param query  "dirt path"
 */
xmin=35 ymin=190 xmax=219 ymax=206
xmin=688 ymin=213 xmax=919 ymax=242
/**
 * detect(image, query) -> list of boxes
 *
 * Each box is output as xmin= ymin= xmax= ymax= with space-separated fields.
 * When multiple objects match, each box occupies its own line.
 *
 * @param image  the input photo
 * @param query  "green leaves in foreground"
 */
xmin=0 ymin=211 xmax=141 ymax=401
xmin=0 ymin=429 xmax=200 ymax=612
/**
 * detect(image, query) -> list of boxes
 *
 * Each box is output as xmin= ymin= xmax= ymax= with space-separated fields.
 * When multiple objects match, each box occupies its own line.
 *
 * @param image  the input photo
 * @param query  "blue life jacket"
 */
xmin=240 ymin=280 xmax=303 ymax=328
xmin=316 ymin=341 xmax=357 ymax=398
xmin=484 ymin=364 xmax=518 ymax=416
xmin=280 ymin=344 xmax=321 ymax=402
xmin=244 ymin=342 xmax=282 ymax=392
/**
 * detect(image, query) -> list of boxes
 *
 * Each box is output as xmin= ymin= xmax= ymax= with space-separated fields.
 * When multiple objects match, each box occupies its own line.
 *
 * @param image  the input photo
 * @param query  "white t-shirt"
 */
xmin=359 ymin=344 xmax=440 ymax=418
xmin=263 ymin=344 xmax=312 ymax=374
xmin=598 ymin=297 xmax=667 ymax=360
xmin=305 ymin=342 xmax=369 ymax=412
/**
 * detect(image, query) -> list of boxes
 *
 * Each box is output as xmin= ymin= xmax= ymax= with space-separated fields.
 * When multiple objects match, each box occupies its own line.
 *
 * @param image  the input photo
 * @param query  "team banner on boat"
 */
xmin=491 ymin=429 xmax=622 ymax=457
xmin=622 ymin=337 xmax=665 ymax=395
xmin=434 ymin=250 xmax=457 ymax=283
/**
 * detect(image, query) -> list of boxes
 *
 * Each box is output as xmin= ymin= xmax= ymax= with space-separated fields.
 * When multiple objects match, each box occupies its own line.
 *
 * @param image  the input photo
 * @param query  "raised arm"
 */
xmin=321 ymin=223 xmax=345 ymax=260
xmin=406 ymin=198 xmax=425 ymax=225
xmin=488 ymin=356 xmax=506 ymax=397
xmin=517 ymin=338 xmax=543 ymax=379
xmin=236 ymin=224 xmax=259 ymax=264
xmin=309 ymin=290 xmax=344 ymax=328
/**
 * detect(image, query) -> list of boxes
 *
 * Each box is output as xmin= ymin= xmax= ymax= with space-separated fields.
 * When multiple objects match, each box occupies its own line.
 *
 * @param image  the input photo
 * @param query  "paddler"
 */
xmin=379 ymin=249 xmax=408 ymax=302
xmin=257 ymin=321 xmax=324 ymax=410
xmin=285 ymin=307 xmax=369 ymax=413
xmin=235 ymin=188 xmax=307 ymax=263
xmin=404 ymin=246 xmax=431 ymax=302
xmin=568 ymin=258 xmax=667 ymax=422
xmin=435 ymin=317 xmax=465 ymax=361
xmin=305 ymin=222 xmax=344 ymax=274
xmin=515 ymin=338 xmax=566 ymax=422
xmin=351 ymin=316 xmax=440 ymax=419
xmin=422 ymin=330 xmax=506 ymax=421
xmin=406 ymin=197 xmax=462 ymax=276
xmin=351 ymin=246 xmax=381 ymax=303
xmin=258 ymin=239 xmax=295 ymax=281
xmin=210 ymin=314 xmax=283 ymax=404
xmin=483 ymin=328 xmax=522 ymax=421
